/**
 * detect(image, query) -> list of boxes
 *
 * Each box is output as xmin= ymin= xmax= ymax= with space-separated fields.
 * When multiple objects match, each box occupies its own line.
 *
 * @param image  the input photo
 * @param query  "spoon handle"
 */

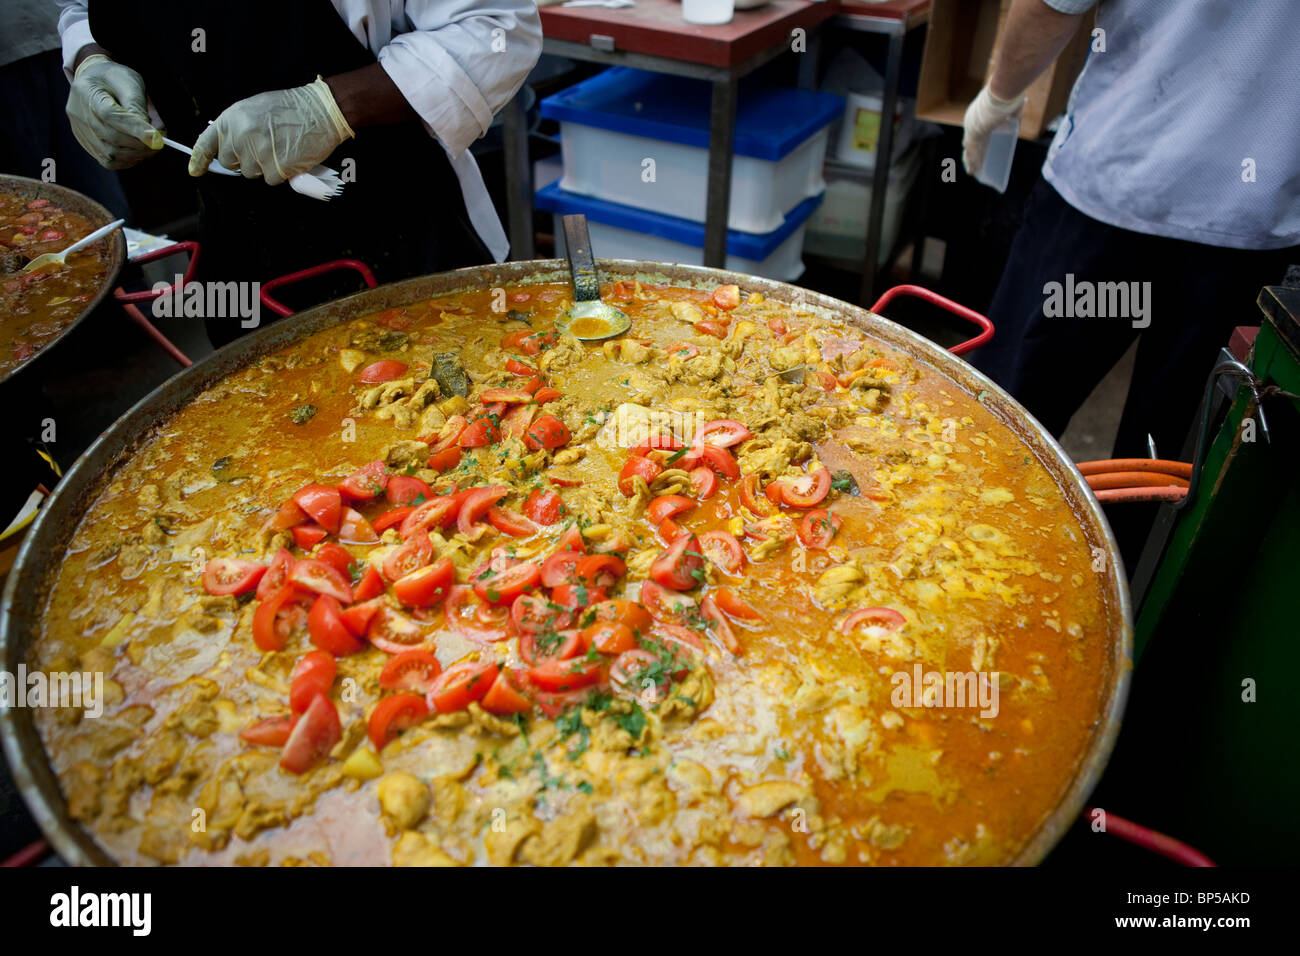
xmin=59 ymin=218 xmax=125 ymax=258
xmin=562 ymin=214 xmax=602 ymax=303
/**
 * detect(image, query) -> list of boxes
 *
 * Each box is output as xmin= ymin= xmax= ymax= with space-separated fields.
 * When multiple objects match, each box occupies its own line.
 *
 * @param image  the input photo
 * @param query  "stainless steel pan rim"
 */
xmin=0 ymin=174 xmax=128 ymax=388
xmin=0 ymin=257 xmax=1132 ymax=867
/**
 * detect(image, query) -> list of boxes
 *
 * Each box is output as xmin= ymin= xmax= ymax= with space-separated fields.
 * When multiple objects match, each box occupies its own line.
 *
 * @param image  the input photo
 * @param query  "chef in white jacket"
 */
xmin=56 ymin=0 xmax=542 ymax=343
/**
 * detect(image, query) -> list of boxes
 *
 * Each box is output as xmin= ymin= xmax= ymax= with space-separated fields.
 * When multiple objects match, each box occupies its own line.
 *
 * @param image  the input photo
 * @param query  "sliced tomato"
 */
xmin=368 ymin=693 xmax=429 ymax=749
xmin=386 ymin=475 xmax=435 ymax=508
xmin=338 ymin=507 xmax=379 ymax=545
xmin=500 ymin=402 xmax=537 ymax=440
xmin=551 ymin=582 xmax=605 ymax=611
xmin=524 ymin=414 xmax=571 ymax=451
xmin=841 ymin=607 xmax=906 ymax=634
xmin=518 ymin=330 xmax=559 ymax=355
xmin=640 ymin=580 xmax=696 ymax=625
xmin=712 ymin=284 xmax=741 ymax=310
xmin=280 ymin=694 xmax=341 ymax=774
xmin=293 ymin=484 xmax=342 ymax=533
xmin=480 ymin=667 xmax=533 ymax=716
xmin=575 ymin=553 xmax=625 ymax=589
xmin=698 ymin=444 xmax=740 ymax=480
xmin=505 ymin=357 xmax=538 ymax=377
xmin=518 ymin=626 xmax=582 ymax=666
xmin=694 ymin=319 xmax=729 ymax=339
xmin=382 ymin=528 xmax=434 ymax=582
xmin=713 ymin=587 xmax=763 ymax=622
xmin=340 ymin=596 xmax=384 ymax=637
xmin=582 ymin=621 xmax=636 ymax=655
xmin=426 ymin=446 xmax=462 ymax=474
xmin=253 ymin=585 xmax=309 ymax=652
xmin=775 ymin=467 xmax=832 ymax=508
xmin=256 ymin=548 xmax=295 ymax=600
xmin=289 ymin=558 xmax=353 ymax=603
xmin=488 ymin=505 xmax=537 ymax=537
xmin=457 ymin=486 xmax=509 ymax=540
xmin=695 ymin=419 xmax=752 ymax=449
xmin=427 ymin=415 xmax=468 ymax=452
xmin=797 ymin=509 xmax=842 ymax=549
xmin=314 ymin=542 xmax=354 ymax=576
xmin=647 ymin=494 xmax=696 ymax=525
xmin=630 ymin=432 xmax=685 ymax=456
xmin=540 ymin=551 xmax=580 ymax=588
xmin=528 ymin=656 xmax=603 ymax=692
xmin=459 ymin=414 xmax=501 ymax=447
xmin=426 ymin=661 xmax=499 ymax=713
xmin=264 ymin=497 xmax=308 ymax=533
xmin=358 ymin=359 xmax=408 ymax=383
xmin=239 ymin=716 xmax=293 ymax=748
xmin=367 ymin=605 xmax=429 ymax=654
xmin=555 ymin=525 xmax=586 ymax=553
xmin=399 ymin=494 xmax=463 ymax=539
xmin=534 ymin=387 xmax=561 ymax=404
xmin=393 ymin=556 xmax=455 ymax=607
xmin=740 ymin=474 xmax=777 ymax=516
xmin=308 ymin=594 xmax=366 ymax=655
xmin=700 ymin=594 xmax=741 ymax=653
xmin=658 ymin=517 xmax=685 ymax=544
xmin=474 ymin=560 xmax=541 ymax=606
xmin=338 ymin=460 xmax=389 ymax=499
xmin=290 ymin=650 xmax=337 ymax=713
xmin=291 ymin=523 xmax=328 ymax=550
xmin=372 ymin=506 xmax=415 ymax=533
xmin=618 ymin=454 xmax=662 ymax=496
xmin=202 ymin=558 xmax=266 ymax=596
xmin=689 ymin=466 xmax=718 ymax=500
xmin=522 ymin=488 xmax=564 ymax=525
xmin=511 ymin=593 xmax=575 ymax=638
xmin=590 ymin=599 xmax=654 ymax=635
xmin=650 ymin=533 xmax=705 ymax=591
xmin=379 ymin=649 xmax=443 ymax=693
xmin=445 ymin=585 xmax=514 ymax=642
xmin=610 ymin=649 xmax=668 ymax=703
xmin=698 ymin=530 xmax=744 ymax=575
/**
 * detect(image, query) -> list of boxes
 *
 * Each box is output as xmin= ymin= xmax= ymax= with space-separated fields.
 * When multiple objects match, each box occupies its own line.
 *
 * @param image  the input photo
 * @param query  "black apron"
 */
xmin=89 ymin=0 xmax=493 ymax=344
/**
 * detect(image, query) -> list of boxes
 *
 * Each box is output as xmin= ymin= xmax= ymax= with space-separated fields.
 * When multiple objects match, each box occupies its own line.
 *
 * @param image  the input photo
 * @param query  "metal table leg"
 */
xmin=704 ymin=76 xmax=737 ymax=269
xmin=859 ymin=28 xmax=904 ymax=305
xmin=502 ymin=87 xmax=534 ymax=262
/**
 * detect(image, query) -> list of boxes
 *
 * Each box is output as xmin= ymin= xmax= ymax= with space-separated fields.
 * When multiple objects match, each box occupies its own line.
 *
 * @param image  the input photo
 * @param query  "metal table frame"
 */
xmin=503 ymin=32 xmax=813 ymax=269
xmin=828 ymin=3 xmax=930 ymax=303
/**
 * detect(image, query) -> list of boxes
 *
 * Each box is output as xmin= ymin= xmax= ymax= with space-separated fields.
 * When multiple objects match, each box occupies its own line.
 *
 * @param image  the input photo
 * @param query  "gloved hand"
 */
xmin=962 ymin=85 xmax=1026 ymax=178
xmin=66 ymin=54 xmax=162 ymax=170
xmin=190 ymin=77 xmax=354 ymax=185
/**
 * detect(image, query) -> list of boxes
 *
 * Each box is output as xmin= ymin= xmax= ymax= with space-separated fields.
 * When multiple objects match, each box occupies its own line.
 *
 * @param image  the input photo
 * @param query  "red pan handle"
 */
xmin=870 ymin=284 xmax=995 ymax=356
xmin=112 ymin=240 xmax=202 ymax=304
xmin=260 ymin=259 xmax=377 ymax=317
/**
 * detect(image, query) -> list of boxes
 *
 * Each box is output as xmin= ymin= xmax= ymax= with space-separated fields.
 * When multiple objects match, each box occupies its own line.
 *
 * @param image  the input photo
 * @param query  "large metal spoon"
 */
xmin=22 ymin=218 xmax=125 ymax=274
xmin=558 ymin=214 xmax=631 ymax=340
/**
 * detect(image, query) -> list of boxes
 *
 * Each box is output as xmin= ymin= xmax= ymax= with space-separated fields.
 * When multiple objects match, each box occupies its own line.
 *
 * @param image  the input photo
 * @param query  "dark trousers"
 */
xmin=971 ymin=176 xmax=1297 ymax=461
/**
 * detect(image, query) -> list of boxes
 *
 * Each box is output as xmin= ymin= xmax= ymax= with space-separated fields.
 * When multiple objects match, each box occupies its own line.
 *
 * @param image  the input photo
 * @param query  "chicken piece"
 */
xmin=392 ymin=831 xmax=461 ymax=867
xmin=737 ymin=781 xmax=811 ymax=818
xmin=377 ymin=772 xmax=431 ymax=831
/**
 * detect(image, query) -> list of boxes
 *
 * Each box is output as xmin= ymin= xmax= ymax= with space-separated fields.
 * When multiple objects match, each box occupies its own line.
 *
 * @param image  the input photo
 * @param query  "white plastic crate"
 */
xmin=536 ymin=182 xmax=822 ymax=282
xmin=540 ymin=68 xmax=843 ymax=235
xmin=805 ymin=148 xmax=921 ymax=266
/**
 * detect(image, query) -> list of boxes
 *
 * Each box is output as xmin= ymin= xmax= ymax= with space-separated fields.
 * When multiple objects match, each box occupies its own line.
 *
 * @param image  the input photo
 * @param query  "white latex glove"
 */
xmin=962 ymin=85 xmax=1026 ymax=178
xmin=66 ymin=54 xmax=163 ymax=170
xmin=190 ymin=77 xmax=354 ymax=186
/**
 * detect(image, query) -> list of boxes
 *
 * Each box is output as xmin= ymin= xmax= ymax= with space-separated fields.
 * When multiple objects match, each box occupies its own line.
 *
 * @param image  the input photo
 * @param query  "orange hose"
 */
xmin=1077 ymin=458 xmax=1193 ymax=479
xmin=1094 ymin=486 xmax=1187 ymax=504
xmin=1086 ymin=471 xmax=1190 ymax=490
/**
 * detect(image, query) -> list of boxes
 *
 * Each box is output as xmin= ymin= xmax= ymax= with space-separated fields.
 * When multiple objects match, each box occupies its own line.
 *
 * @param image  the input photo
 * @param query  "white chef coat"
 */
xmin=55 ymin=0 xmax=543 ymax=261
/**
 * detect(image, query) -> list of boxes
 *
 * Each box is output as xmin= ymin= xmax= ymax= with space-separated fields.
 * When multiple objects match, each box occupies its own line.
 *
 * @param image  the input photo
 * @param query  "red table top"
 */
xmin=539 ymin=0 xmax=838 ymax=69
xmin=837 ymin=0 xmax=930 ymax=22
